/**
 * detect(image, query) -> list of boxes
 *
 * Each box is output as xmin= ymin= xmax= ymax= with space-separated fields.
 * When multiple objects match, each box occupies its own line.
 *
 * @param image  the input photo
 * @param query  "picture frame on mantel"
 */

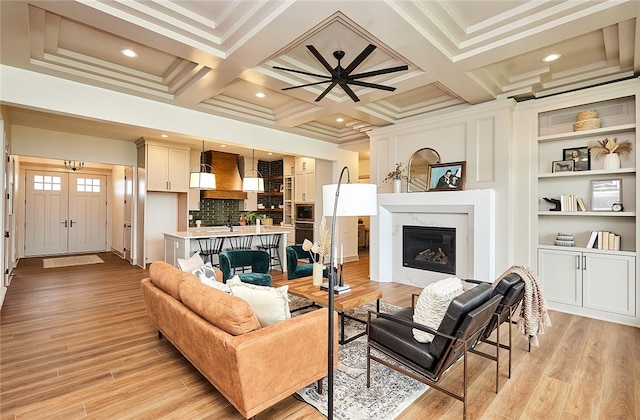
xmin=427 ymin=161 xmax=466 ymax=191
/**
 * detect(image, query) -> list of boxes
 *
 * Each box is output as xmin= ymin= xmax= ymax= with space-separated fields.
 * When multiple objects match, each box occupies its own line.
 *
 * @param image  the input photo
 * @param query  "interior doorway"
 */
xmin=24 ymin=170 xmax=107 ymax=256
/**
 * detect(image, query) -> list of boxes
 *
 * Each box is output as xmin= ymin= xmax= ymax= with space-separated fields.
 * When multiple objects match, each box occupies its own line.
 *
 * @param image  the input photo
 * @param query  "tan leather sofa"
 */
xmin=141 ymin=261 xmax=337 ymax=418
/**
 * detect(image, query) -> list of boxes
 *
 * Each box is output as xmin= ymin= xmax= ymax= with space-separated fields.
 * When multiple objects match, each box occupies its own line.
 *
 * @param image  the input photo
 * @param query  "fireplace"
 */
xmin=403 ymin=226 xmax=456 ymax=275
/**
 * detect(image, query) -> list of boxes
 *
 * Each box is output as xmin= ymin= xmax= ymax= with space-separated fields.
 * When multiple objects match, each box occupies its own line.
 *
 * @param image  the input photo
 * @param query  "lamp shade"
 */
xmin=190 ymin=171 xmax=216 ymax=189
xmin=242 ymin=176 xmax=264 ymax=192
xmin=323 ymin=183 xmax=377 ymax=216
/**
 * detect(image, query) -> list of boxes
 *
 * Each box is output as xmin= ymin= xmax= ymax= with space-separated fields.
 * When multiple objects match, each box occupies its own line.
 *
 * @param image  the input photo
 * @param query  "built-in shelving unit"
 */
xmin=532 ymin=86 xmax=639 ymax=326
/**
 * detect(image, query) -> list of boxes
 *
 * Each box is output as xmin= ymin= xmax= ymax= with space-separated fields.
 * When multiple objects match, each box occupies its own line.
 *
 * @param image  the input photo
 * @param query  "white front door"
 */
xmin=67 ymin=174 xmax=107 ymax=253
xmin=25 ymin=170 xmax=107 ymax=256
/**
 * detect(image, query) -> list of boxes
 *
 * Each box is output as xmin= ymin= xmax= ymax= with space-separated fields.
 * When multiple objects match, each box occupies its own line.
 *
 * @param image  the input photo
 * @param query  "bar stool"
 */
xmin=197 ymin=237 xmax=225 ymax=267
xmin=226 ymin=235 xmax=253 ymax=272
xmin=257 ymin=234 xmax=282 ymax=272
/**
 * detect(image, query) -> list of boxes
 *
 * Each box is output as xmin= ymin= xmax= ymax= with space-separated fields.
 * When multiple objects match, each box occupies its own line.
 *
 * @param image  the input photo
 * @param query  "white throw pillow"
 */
xmin=228 ymin=276 xmax=291 ymax=327
xmin=412 ymin=277 xmax=464 ymax=343
xmin=191 ymin=262 xmax=230 ymax=293
xmin=177 ymin=251 xmax=205 ymax=273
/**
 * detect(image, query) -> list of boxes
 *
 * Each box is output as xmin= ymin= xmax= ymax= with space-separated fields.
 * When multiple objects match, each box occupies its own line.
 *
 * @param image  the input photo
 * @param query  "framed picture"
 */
xmin=552 ymin=160 xmax=574 ymax=173
xmin=427 ymin=161 xmax=465 ymax=191
xmin=563 ymin=146 xmax=590 ymax=171
xmin=591 ymin=179 xmax=621 ymax=211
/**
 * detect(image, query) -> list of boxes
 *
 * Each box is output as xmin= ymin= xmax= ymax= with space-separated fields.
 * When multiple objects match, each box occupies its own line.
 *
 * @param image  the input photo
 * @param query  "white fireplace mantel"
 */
xmin=370 ymin=189 xmax=495 ymax=286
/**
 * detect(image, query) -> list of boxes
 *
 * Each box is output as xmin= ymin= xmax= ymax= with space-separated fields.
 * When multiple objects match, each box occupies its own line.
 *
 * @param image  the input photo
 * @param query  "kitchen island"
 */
xmin=163 ymin=227 xmax=289 ymax=271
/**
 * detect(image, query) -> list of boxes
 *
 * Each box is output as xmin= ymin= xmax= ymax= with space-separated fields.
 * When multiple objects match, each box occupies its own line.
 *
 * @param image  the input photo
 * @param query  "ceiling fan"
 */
xmin=273 ymin=44 xmax=408 ymax=102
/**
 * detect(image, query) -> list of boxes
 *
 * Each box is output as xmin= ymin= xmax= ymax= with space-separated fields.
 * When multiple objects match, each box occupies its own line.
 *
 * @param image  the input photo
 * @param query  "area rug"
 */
xmin=43 ymin=255 xmax=104 ymax=269
xmin=289 ymin=296 xmax=428 ymax=419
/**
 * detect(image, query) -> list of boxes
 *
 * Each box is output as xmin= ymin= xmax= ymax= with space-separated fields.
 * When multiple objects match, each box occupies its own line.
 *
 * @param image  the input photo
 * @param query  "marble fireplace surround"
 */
xmin=370 ymin=189 xmax=495 ymax=287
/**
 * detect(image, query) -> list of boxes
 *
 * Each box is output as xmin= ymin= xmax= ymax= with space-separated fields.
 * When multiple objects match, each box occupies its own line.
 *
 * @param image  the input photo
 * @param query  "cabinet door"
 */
xmin=538 ymin=248 xmax=582 ymax=306
xmin=147 ymin=145 xmax=169 ymax=191
xmin=295 ymin=172 xmax=315 ymax=202
xmin=167 ymin=148 xmax=188 ymax=192
xmin=295 ymin=157 xmax=315 ymax=173
xmin=583 ymin=252 xmax=636 ymax=316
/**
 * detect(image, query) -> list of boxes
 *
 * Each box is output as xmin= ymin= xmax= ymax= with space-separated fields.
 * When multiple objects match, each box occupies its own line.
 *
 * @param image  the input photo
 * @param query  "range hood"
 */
xmin=201 ymin=150 xmax=248 ymax=200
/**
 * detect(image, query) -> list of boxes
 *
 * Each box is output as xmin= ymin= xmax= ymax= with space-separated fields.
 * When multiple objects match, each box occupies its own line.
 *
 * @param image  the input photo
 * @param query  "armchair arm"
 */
xmin=367 ymin=310 xmax=457 ymax=342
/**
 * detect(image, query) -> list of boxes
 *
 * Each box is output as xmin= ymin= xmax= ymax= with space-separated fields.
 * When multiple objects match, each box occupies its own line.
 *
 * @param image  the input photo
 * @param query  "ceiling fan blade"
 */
xmin=340 ymin=83 xmax=361 ymax=102
xmin=282 ymin=80 xmax=332 ymax=91
xmin=343 ymin=44 xmax=376 ymax=75
xmin=315 ymin=81 xmax=337 ymax=102
xmin=350 ymin=65 xmax=409 ymax=80
xmin=348 ymin=80 xmax=397 ymax=91
xmin=272 ymin=65 xmax=331 ymax=79
xmin=306 ymin=45 xmax=337 ymax=76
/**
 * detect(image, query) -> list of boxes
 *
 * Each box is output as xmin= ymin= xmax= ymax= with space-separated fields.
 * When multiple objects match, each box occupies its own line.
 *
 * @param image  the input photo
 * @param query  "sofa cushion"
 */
xmin=149 ymin=261 xmax=193 ymax=301
xmin=228 ymin=276 xmax=291 ymax=327
xmin=412 ymin=277 xmax=464 ymax=343
xmin=179 ymin=277 xmax=261 ymax=336
xmin=177 ymin=251 xmax=205 ymax=272
xmin=191 ymin=262 xmax=230 ymax=293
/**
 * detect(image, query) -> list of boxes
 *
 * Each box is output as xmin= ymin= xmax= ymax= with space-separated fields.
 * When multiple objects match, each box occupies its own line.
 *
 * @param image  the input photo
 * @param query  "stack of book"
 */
xmin=559 ymin=194 xmax=587 ymax=212
xmin=585 ymin=230 xmax=621 ymax=250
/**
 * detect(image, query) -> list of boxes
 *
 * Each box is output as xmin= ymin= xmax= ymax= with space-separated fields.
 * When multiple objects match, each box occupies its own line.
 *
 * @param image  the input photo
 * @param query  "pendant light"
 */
xmin=189 ymin=140 xmax=216 ymax=190
xmin=242 ymin=149 xmax=264 ymax=192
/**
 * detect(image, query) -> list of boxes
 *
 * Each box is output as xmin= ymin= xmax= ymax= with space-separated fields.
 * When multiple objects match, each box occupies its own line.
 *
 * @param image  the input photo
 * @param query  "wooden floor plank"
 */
xmin=1 ymin=252 xmax=638 ymax=419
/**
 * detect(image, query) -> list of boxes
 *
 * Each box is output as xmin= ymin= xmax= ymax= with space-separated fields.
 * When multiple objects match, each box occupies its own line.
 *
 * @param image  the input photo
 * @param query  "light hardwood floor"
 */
xmin=1 ymin=253 xmax=639 ymax=419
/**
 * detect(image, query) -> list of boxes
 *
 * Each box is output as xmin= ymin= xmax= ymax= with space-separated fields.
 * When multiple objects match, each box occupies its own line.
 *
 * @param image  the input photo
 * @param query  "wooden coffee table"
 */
xmin=286 ymin=275 xmax=382 ymax=344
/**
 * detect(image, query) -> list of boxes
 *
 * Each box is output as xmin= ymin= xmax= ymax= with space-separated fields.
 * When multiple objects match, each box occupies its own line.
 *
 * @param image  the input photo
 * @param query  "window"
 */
xmin=33 ymin=175 xmax=61 ymax=191
xmin=76 ymin=178 xmax=101 ymax=193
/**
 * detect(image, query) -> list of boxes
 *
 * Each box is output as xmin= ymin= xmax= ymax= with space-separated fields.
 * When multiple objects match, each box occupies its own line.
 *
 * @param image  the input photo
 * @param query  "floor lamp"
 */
xmin=322 ymin=166 xmax=377 ymax=419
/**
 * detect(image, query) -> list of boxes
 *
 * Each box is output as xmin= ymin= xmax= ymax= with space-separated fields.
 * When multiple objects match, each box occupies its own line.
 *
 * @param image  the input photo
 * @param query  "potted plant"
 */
xmin=588 ymin=137 xmax=633 ymax=169
xmin=383 ymin=162 xmax=408 ymax=193
xmin=244 ymin=211 xmax=257 ymax=225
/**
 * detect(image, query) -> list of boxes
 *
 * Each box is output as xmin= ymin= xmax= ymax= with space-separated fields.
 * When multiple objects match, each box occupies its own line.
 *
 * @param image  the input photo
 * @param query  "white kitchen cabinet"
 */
xmin=295 ymin=157 xmax=315 ymax=174
xmin=147 ymin=145 xmax=189 ymax=192
xmin=295 ymin=171 xmax=315 ymax=202
xmin=538 ymin=247 xmax=635 ymax=317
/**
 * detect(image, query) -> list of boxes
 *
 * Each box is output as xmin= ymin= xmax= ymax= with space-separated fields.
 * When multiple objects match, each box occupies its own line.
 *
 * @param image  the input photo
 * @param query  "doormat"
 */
xmin=43 ymin=255 xmax=104 ymax=269
xmin=290 ymin=297 xmax=428 ymax=419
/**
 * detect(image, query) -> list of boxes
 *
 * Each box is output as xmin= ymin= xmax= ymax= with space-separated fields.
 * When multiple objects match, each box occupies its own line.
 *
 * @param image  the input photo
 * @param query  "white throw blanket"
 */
xmin=493 ymin=265 xmax=551 ymax=347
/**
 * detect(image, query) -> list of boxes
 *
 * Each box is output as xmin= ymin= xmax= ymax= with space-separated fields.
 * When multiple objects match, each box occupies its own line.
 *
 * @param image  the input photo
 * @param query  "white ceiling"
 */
xmin=1 ymin=1 xmax=638 ymax=161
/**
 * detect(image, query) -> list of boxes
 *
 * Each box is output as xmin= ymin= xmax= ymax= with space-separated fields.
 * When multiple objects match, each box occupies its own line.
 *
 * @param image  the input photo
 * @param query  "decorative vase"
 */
xmin=312 ymin=262 xmax=323 ymax=287
xmin=393 ymin=178 xmax=402 ymax=193
xmin=603 ymin=153 xmax=621 ymax=170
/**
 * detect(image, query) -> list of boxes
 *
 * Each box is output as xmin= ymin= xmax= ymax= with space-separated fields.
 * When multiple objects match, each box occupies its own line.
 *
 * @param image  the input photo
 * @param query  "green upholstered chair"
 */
xmin=218 ymin=250 xmax=272 ymax=286
xmin=286 ymin=245 xmax=328 ymax=280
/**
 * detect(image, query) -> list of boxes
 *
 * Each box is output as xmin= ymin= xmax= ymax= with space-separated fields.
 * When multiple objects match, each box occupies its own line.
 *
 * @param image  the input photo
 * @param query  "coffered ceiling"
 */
xmin=1 ymin=0 xmax=638 ymax=157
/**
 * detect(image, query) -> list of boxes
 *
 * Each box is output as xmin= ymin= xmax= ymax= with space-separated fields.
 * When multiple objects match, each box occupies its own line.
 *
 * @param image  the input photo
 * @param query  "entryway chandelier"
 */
xmin=189 ymin=140 xmax=216 ymax=190
xmin=64 ymin=160 xmax=84 ymax=171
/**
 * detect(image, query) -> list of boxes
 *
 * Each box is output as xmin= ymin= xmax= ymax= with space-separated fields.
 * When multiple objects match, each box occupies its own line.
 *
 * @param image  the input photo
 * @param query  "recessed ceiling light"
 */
xmin=268 ymin=152 xmax=273 ymax=155
xmin=160 ymin=134 xmax=168 ymax=138
xmin=542 ymin=53 xmax=561 ymax=62
xmin=121 ymin=48 xmax=138 ymax=58
xmin=255 ymin=92 xmax=266 ymax=98
xmin=336 ymin=117 xmax=344 ymax=123
xmin=220 ymin=144 xmax=226 ymax=148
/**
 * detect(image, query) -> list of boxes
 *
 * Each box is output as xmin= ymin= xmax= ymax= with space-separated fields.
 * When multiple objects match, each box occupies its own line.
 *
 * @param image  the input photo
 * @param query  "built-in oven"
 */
xmin=295 ymin=204 xmax=314 ymax=222
xmin=295 ymin=222 xmax=314 ymax=244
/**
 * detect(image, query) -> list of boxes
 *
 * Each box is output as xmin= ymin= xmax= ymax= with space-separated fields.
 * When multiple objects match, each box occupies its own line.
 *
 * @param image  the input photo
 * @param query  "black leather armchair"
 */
xmin=367 ymin=283 xmax=501 ymax=419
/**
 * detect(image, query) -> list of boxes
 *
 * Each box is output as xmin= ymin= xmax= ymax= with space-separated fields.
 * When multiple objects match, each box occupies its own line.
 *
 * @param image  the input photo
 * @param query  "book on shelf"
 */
xmin=576 ymin=197 xmax=587 ymax=212
xmin=558 ymin=194 xmax=585 ymax=212
xmin=586 ymin=230 xmax=621 ymax=250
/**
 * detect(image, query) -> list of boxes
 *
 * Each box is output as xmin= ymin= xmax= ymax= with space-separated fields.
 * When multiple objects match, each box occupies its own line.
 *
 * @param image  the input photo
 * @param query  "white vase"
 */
xmin=312 ymin=262 xmax=323 ymax=287
xmin=393 ymin=178 xmax=402 ymax=193
xmin=603 ymin=153 xmax=621 ymax=170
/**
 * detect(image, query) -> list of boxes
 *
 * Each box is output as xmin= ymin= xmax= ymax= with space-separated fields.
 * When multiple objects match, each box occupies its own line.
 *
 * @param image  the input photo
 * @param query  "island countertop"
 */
xmin=164 ymin=226 xmax=289 ymax=239
xmin=163 ymin=227 xmax=289 ymax=271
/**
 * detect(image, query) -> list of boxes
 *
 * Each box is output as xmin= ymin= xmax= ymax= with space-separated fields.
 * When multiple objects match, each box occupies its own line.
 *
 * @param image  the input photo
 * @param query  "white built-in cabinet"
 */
xmin=295 ymin=157 xmax=315 ymax=202
xmin=146 ymin=144 xmax=189 ymax=192
xmin=538 ymin=247 xmax=635 ymax=316
xmin=532 ymin=82 xmax=639 ymax=326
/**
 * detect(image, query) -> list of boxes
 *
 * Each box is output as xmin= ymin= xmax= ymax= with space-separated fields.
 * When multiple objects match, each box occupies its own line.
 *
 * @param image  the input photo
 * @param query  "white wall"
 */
xmin=111 ymin=166 xmax=126 ymax=256
xmin=368 ymin=99 xmax=516 ymax=279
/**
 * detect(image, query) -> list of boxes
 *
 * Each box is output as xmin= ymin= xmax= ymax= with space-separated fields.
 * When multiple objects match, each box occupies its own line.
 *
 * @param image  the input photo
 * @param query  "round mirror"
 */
xmin=407 ymin=148 xmax=441 ymax=192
